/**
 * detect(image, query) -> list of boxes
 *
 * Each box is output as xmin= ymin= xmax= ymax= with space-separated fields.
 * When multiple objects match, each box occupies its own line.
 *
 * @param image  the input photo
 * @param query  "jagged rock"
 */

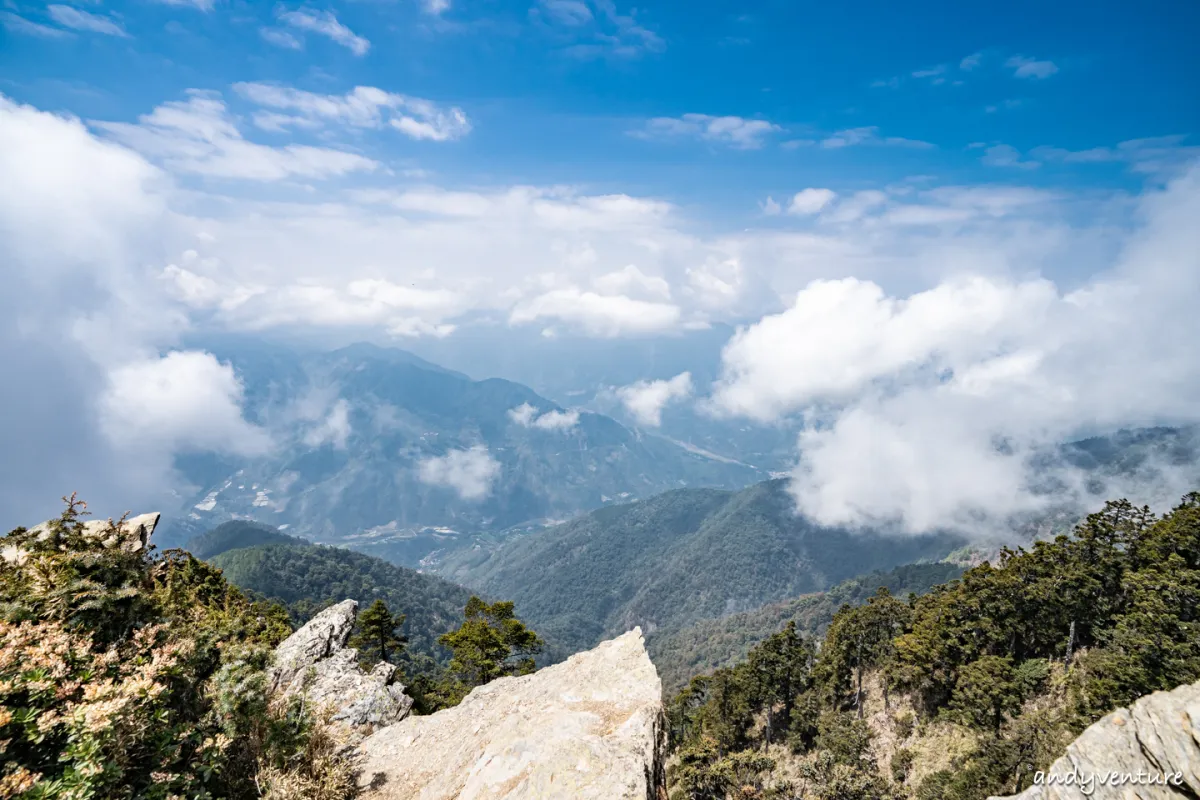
xmin=3 ymin=512 xmax=160 ymax=564
xmin=990 ymin=680 xmax=1200 ymax=800
xmin=356 ymin=627 xmax=667 ymax=800
xmin=270 ymin=600 xmax=413 ymax=736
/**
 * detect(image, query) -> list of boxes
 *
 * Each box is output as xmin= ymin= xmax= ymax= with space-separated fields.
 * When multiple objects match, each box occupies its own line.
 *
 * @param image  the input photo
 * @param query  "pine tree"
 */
xmin=438 ymin=596 xmax=543 ymax=688
xmin=351 ymin=599 xmax=407 ymax=664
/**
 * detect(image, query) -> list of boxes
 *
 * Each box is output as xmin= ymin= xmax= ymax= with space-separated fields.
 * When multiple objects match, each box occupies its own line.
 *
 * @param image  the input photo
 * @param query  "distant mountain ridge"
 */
xmin=436 ymin=479 xmax=966 ymax=662
xmin=158 ymin=339 xmax=765 ymax=561
xmin=183 ymin=519 xmax=310 ymax=560
xmin=207 ymin=542 xmax=474 ymax=667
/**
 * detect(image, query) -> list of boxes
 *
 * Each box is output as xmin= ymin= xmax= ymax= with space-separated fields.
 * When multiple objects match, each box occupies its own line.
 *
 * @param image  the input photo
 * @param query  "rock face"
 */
xmin=990 ymin=680 xmax=1200 ymax=800
xmin=270 ymin=600 xmax=413 ymax=736
xmin=357 ymin=627 xmax=667 ymax=800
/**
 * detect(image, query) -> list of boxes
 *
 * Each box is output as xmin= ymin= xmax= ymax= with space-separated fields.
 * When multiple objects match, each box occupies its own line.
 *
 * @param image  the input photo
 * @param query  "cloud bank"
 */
xmin=711 ymin=164 xmax=1200 ymax=534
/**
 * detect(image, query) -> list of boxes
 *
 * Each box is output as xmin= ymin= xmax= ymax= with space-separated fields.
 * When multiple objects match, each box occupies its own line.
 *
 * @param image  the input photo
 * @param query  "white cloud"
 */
xmin=151 ymin=0 xmax=215 ymax=10
xmin=787 ymin=188 xmax=836 ymax=215
xmin=959 ymin=51 xmax=982 ymax=70
xmin=911 ymin=65 xmax=947 ymax=84
xmin=423 ymin=0 xmax=450 ymax=13
xmin=417 ymin=446 xmax=501 ymax=500
xmin=634 ymin=114 xmax=782 ymax=149
xmin=100 ymin=351 xmax=271 ymax=456
xmin=302 ymin=397 xmax=352 ymax=449
xmin=3 ymin=89 xmax=1200 ymax=532
xmin=510 ymin=289 xmax=681 ymax=336
xmin=1 ymin=11 xmax=72 ymax=37
xmin=260 ymin=28 xmax=303 ymax=50
xmin=820 ymin=189 xmax=889 ymax=223
xmin=47 ymin=5 xmax=128 ymax=37
xmin=94 ymin=91 xmax=378 ymax=180
xmin=710 ymin=163 xmax=1200 ymax=534
xmin=507 ymin=403 xmax=538 ymax=426
xmin=592 ymin=264 xmax=671 ymax=299
xmin=532 ymin=0 xmax=663 ymax=58
xmin=820 ymin=126 xmax=933 ymax=150
xmin=234 ymin=83 xmax=471 ymax=142
xmin=760 ymin=196 xmax=782 ymax=216
xmin=278 ymin=8 xmax=369 ymax=56
xmin=981 ymin=143 xmax=1040 ymax=170
xmin=533 ymin=409 xmax=580 ymax=430
xmin=1031 ymin=136 xmax=1197 ymax=177
xmin=1007 ymin=55 xmax=1058 ymax=79
xmin=617 ymin=372 xmax=692 ymax=426
xmin=508 ymin=402 xmax=580 ymax=431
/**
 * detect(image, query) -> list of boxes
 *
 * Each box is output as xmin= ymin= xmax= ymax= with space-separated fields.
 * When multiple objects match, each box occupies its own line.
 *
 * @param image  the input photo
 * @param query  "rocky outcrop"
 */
xmin=356 ymin=627 xmax=667 ymax=800
xmin=270 ymin=600 xmax=413 ymax=737
xmin=3 ymin=512 xmax=161 ymax=564
xmin=990 ymin=680 xmax=1200 ymax=800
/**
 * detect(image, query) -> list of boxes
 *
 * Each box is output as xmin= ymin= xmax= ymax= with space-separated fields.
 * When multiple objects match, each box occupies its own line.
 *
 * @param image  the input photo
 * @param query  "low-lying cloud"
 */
xmin=618 ymin=372 xmax=693 ymax=427
xmin=508 ymin=403 xmax=581 ymax=431
xmin=417 ymin=446 xmax=502 ymax=500
xmin=711 ymin=163 xmax=1200 ymax=535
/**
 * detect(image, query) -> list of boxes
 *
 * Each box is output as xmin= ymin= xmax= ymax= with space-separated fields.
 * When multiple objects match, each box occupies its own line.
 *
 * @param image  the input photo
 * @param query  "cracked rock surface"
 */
xmin=270 ymin=599 xmax=413 ymax=737
xmin=356 ymin=627 xmax=667 ymax=800
xmin=990 ymin=680 xmax=1200 ymax=800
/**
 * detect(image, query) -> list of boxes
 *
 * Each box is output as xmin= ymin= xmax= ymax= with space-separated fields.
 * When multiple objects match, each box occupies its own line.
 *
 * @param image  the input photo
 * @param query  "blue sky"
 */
xmin=3 ymin=0 xmax=1197 ymax=209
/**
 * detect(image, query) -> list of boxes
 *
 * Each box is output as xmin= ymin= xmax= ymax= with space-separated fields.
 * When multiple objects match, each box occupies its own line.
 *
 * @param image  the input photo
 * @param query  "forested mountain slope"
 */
xmin=663 ymin=492 xmax=1200 ymax=800
xmin=438 ymin=479 xmax=965 ymax=658
xmin=184 ymin=519 xmax=311 ymax=559
xmin=209 ymin=543 xmax=473 ymax=665
xmin=651 ymin=562 xmax=964 ymax=692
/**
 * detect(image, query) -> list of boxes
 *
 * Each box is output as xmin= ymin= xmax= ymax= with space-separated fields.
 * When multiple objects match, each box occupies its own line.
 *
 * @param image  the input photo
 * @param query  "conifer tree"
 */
xmin=351 ymin=598 xmax=407 ymax=664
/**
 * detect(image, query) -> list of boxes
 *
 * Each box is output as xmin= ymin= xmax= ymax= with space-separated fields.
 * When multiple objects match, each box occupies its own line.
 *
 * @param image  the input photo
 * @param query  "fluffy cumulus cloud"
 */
xmin=0 ymin=95 xmax=278 ymax=522
xmin=417 ymin=446 xmax=501 ymax=500
xmin=618 ymin=372 xmax=693 ymax=426
xmin=510 ymin=289 xmax=682 ymax=337
xmin=787 ymin=188 xmax=837 ymax=215
xmin=507 ymin=403 xmax=580 ymax=431
xmin=100 ymin=351 xmax=271 ymax=455
xmin=710 ymin=163 xmax=1200 ymax=534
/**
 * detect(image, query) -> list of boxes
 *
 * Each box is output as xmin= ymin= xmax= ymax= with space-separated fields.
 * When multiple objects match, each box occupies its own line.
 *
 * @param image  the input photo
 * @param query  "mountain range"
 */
xmin=158 ymin=338 xmax=765 ymax=562
xmin=434 ymin=479 xmax=965 ymax=661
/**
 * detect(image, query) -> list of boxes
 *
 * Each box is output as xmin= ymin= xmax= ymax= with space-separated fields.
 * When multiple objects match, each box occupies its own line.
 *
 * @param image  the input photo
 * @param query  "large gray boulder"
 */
xmin=356 ymin=627 xmax=667 ymax=800
xmin=270 ymin=600 xmax=413 ymax=736
xmin=990 ymin=680 xmax=1200 ymax=800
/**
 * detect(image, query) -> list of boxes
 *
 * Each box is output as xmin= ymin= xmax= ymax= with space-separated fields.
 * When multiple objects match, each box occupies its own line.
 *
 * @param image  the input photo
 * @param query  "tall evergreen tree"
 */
xmin=351 ymin=598 xmax=407 ymax=664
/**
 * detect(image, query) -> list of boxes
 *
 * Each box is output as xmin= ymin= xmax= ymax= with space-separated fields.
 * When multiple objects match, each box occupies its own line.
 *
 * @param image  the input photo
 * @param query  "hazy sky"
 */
xmin=1 ymin=0 xmax=1198 ymax=532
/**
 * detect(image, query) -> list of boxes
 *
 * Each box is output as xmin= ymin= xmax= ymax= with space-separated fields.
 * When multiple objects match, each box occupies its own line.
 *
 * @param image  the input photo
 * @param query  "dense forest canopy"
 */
xmin=665 ymin=493 xmax=1200 ymax=800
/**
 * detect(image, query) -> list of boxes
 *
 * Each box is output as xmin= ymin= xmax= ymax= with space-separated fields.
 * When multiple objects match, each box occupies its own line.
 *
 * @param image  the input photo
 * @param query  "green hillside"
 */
xmin=209 ymin=543 xmax=474 ymax=665
xmin=183 ymin=519 xmax=311 ymax=560
xmin=438 ymin=479 xmax=964 ymax=659
xmin=651 ymin=562 xmax=964 ymax=692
